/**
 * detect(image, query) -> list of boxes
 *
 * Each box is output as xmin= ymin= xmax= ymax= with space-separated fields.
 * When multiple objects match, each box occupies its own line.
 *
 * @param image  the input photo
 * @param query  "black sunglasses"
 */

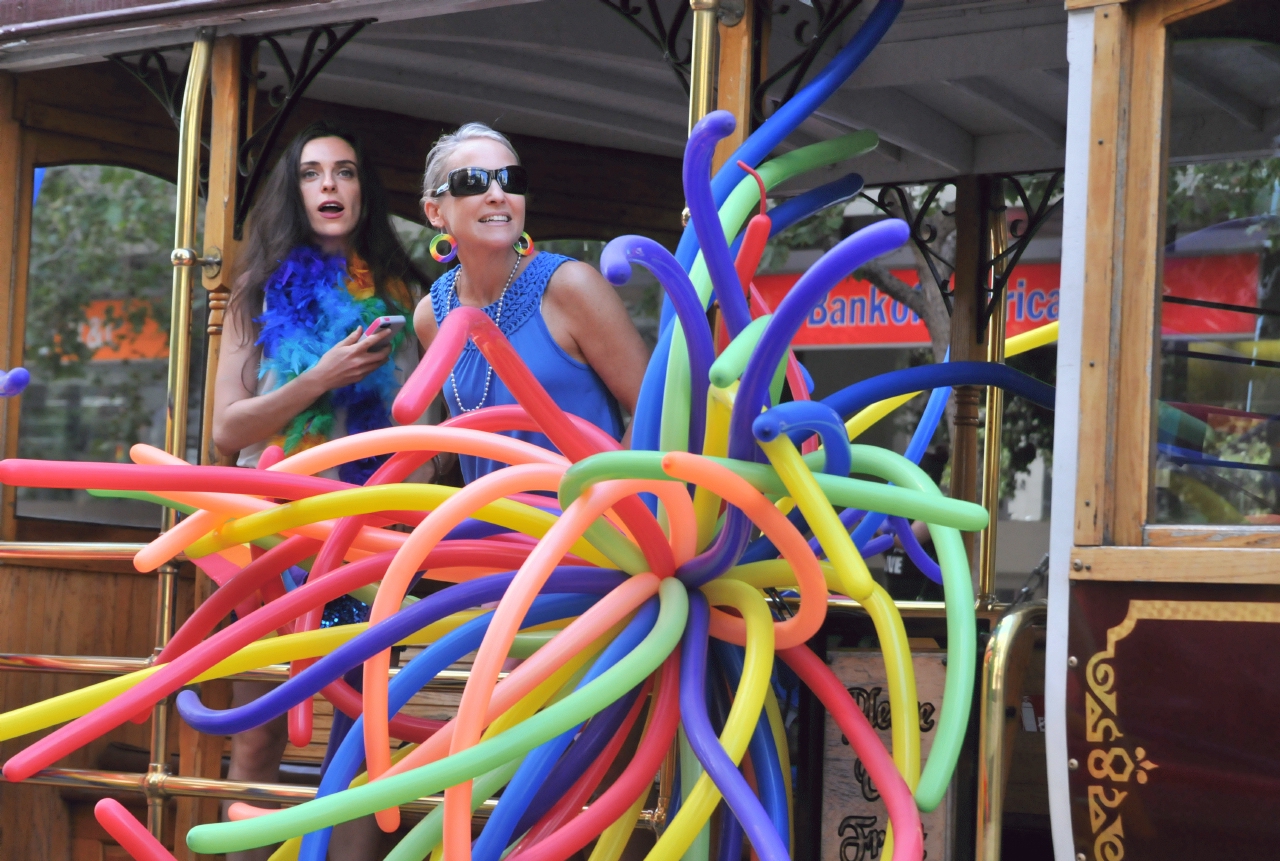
xmin=433 ymin=165 xmax=529 ymax=198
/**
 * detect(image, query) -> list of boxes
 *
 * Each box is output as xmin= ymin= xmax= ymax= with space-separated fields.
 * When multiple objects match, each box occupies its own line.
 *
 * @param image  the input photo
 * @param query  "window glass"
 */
xmin=17 ymin=165 xmax=205 ymax=527
xmin=1153 ymin=156 xmax=1280 ymax=524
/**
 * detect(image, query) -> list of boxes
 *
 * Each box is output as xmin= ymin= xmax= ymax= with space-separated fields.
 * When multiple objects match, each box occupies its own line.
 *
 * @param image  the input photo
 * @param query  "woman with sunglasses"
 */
xmin=214 ymin=120 xmax=427 ymax=861
xmin=415 ymin=123 xmax=649 ymax=481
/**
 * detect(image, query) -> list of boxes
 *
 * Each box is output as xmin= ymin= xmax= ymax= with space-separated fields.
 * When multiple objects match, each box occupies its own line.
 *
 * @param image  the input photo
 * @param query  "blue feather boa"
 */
xmin=256 ymin=245 xmax=404 ymax=484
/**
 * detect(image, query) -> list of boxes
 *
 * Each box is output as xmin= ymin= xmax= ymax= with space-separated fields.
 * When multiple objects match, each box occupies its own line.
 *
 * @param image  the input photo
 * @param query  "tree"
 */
xmin=21 ymin=165 xmax=181 ymax=466
xmin=853 ymin=193 xmax=954 ymax=365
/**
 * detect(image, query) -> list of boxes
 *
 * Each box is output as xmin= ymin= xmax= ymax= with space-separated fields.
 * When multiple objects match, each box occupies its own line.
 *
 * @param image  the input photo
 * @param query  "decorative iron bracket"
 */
xmin=234 ymin=19 xmax=373 ymax=237
xmin=858 ymin=180 xmax=957 ymax=314
xmin=596 ymin=0 xmax=692 ymax=94
xmin=857 ymin=172 xmax=1064 ymax=331
xmin=752 ymin=0 xmax=862 ymax=125
xmin=980 ymin=171 xmax=1064 ymax=335
xmin=110 ymin=48 xmax=191 ymax=129
xmin=110 ymin=44 xmax=212 ymax=197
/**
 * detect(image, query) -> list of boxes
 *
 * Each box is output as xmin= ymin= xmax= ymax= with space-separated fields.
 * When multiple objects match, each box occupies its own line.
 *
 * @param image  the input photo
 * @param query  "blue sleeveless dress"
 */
xmin=431 ymin=252 xmax=624 ymax=484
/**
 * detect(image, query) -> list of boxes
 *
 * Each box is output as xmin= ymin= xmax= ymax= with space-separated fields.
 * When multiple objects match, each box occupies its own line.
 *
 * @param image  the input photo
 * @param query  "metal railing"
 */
xmin=975 ymin=599 xmax=1047 ymax=861
xmin=0 ymin=542 xmax=150 ymax=560
xmin=0 ymin=652 xmax=478 ymax=686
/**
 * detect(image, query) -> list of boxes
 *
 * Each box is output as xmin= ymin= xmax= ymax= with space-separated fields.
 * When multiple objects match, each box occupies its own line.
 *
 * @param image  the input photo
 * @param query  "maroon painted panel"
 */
xmin=1067 ymin=580 xmax=1280 ymax=861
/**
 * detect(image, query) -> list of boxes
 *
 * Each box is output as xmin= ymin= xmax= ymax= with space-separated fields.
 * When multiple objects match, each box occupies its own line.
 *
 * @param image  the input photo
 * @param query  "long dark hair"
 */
xmin=230 ymin=120 xmax=428 ymax=344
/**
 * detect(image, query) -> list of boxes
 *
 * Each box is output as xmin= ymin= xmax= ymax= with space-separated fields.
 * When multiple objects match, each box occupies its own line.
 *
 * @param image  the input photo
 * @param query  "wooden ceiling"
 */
xmin=7 ymin=59 xmax=684 ymax=244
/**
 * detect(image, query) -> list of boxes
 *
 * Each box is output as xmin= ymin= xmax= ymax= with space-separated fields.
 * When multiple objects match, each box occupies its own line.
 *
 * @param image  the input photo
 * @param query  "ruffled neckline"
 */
xmin=430 ymin=252 xmax=571 ymax=348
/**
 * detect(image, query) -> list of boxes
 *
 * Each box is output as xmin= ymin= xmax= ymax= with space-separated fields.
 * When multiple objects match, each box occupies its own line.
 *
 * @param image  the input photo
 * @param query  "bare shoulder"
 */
xmin=544 ymin=259 xmax=616 ymax=310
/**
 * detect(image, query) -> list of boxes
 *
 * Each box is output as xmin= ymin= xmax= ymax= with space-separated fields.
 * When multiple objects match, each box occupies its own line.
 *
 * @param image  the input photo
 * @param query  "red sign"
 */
xmin=1161 ymin=253 xmax=1260 ymax=338
xmin=752 ymin=254 xmax=1260 ymax=349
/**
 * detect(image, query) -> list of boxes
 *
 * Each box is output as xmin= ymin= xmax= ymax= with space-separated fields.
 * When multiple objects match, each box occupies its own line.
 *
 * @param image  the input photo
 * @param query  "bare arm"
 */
xmin=212 ymin=305 xmax=393 ymax=456
xmin=541 ymin=261 xmax=650 ymax=446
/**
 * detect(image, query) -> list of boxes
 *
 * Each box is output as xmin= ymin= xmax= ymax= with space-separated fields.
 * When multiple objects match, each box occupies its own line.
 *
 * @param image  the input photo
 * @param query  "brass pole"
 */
xmin=151 ymin=29 xmax=213 ymax=842
xmin=688 ymin=0 xmax=720 ymax=132
xmin=148 ymin=561 xmax=178 ymax=839
xmin=975 ymin=601 xmax=1045 ymax=861
xmin=977 ymin=194 xmax=1009 ymax=606
xmin=166 ymin=31 xmax=213 ymax=483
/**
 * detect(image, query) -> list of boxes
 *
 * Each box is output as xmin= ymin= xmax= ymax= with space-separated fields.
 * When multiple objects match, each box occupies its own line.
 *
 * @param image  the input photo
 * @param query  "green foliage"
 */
xmin=19 ymin=165 xmax=186 ymax=483
xmin=26 ymin=166 xmax=176 ymax=377
xmin=1166 ymin=158 xmax=1280 ymax=236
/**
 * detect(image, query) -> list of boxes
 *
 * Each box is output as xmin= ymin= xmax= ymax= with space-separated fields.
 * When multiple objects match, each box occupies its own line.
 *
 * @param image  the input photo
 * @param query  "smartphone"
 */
xmin=360 ymin=315 xmax=405 ymax=345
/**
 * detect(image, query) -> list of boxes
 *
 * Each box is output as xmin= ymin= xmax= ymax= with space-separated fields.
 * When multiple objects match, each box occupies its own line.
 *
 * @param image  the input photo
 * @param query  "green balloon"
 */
xmin=384 ymin=759 xmax=523 ymax=861
xmin=838 ymin=444 xmax=976 ymax=813
xmin=560 ymin=450 xmax=988 ymax=533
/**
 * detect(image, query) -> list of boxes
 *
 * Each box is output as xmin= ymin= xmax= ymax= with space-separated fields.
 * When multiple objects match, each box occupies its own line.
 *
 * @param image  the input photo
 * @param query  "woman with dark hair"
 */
xmin=213 ymin=120 xmax=426 ymax=861
xmin=216 ymin=120 xmax=427 ymax=476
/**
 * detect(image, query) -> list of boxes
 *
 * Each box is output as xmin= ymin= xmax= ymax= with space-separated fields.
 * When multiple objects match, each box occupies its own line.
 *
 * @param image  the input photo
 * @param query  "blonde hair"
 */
xmin=421 ymin=122 xmax=520 ymax=205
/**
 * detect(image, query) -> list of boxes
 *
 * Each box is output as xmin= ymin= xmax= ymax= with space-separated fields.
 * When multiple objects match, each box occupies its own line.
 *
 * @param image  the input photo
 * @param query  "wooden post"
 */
xmin=949 ymin=175 xmax=989 ymax=572
xmin=200 ymin=35 xmax=252 ymax=468
xmin=0 ymin=74 xmax=33 ymax=541
xmin=713 ymin=0 xmax=755 ymax=171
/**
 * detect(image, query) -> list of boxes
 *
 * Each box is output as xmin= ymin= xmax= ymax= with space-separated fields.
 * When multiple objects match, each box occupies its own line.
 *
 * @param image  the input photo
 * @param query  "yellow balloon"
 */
xmin=759 ymin=434 xmax=921 ymax=790
xmin=0 ymin=610 xmax=522 ymax=742
xmin=184 ymin=484 xmax=619 ymax=570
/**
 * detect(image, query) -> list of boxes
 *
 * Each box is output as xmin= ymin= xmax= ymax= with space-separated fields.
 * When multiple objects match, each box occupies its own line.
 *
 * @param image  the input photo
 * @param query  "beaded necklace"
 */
xmin=448 ymin=253 xmax=521 ymax=413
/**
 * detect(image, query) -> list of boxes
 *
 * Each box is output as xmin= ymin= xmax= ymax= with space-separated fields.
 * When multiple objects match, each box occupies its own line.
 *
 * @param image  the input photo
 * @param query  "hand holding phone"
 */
xmin=359 ymin=315 xmax=405 ymax=351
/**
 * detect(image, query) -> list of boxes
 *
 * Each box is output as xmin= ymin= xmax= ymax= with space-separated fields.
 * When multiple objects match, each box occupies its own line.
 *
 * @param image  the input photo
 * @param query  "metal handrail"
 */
xmin=24 ymin=766 xmax=663 ymax=828
xmin=0 ymin=541 xmax=151 ymax=560
xmin=0 ymin=652 xmax=478 ymax=686
xmin=975 ymin=599 xmax=1047 ymax=861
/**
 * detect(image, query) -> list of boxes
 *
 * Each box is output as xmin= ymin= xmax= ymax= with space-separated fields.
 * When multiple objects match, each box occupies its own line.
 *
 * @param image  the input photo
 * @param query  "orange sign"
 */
xmin=77 ymin=300 xmax=168 ymax=361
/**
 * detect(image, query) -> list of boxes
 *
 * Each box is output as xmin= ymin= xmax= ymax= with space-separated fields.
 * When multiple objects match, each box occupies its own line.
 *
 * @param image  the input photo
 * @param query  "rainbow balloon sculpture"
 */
xmin=0 ymin=3 xmax=1061 ymax=859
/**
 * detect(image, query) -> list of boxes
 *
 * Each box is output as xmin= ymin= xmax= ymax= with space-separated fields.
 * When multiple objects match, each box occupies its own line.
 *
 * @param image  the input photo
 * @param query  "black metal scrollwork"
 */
xmin=110 ymin=48 xmax=191 ymax=129
xmin=110 ymin=45 xmax=211 ymax=196
xmin=982 ymin=171 xmax=1064 ymax=329
xmin=753 ymin=0 xmax=862 ymax=125
xmin=234 ymin=19 xmax=373 ymax=237
xmin=855 ymin=172 xmax=1064 ymax=330
xmin=858 ymin=180 xmax=957 ymax=313
xmin=595 ymin=0 xmax=693 ymax=94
